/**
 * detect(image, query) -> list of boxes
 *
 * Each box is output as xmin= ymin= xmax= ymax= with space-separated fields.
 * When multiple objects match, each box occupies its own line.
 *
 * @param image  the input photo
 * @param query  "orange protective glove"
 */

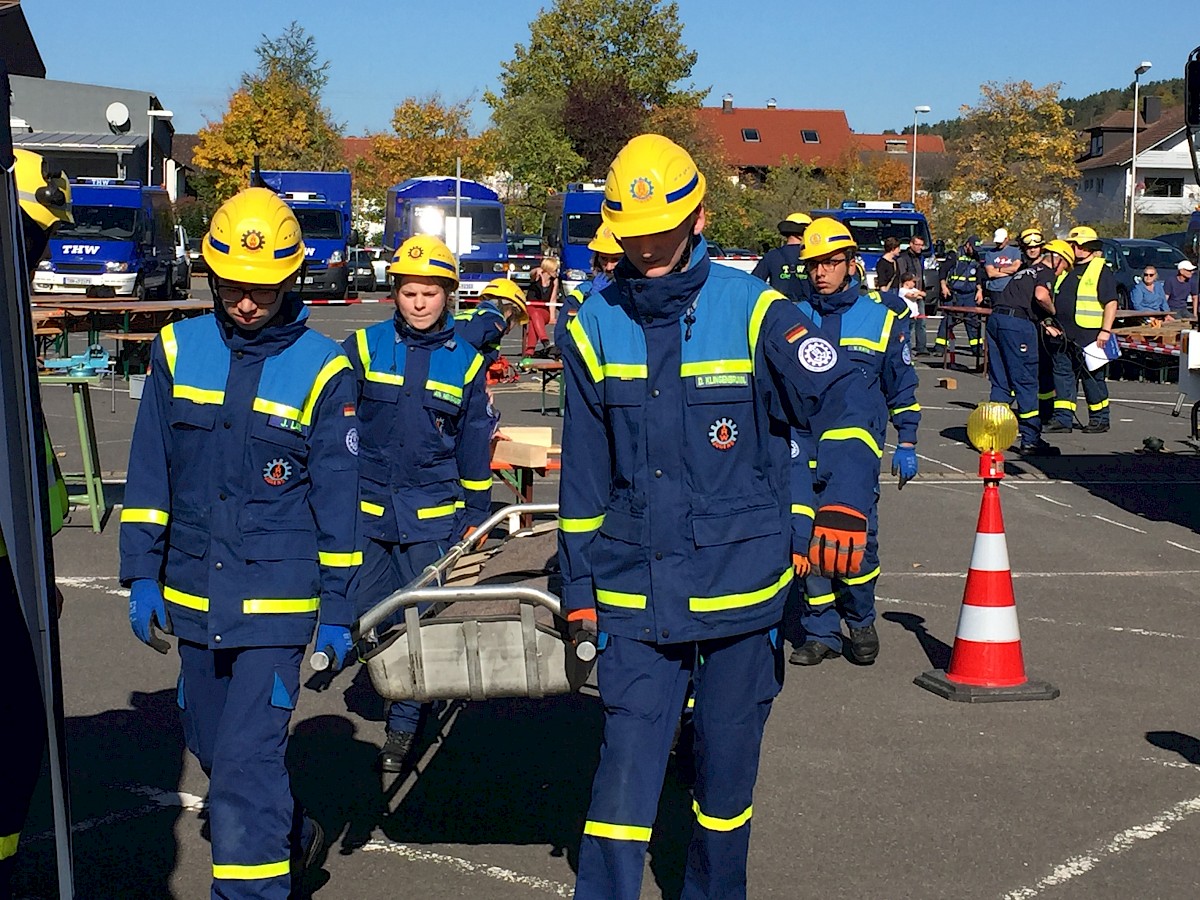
xmin=808 ymin=505 xmax=868 ymax=578
xmin=792 ymin=552 xmax=811 ymax=578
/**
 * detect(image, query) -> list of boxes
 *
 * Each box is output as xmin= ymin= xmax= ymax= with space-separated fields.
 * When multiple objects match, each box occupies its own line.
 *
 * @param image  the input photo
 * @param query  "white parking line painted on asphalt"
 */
xmin=57 ymin=575 xmax=128 ymax=597
xmin=1001 ymin=794 xmax=1200 ymax=899
xmin=1090 ymin=514 xmax=1147 ymax=534
xmin=25 ymin=784 xmax=205 ymax=843
xmin=885 ymin=570 xmax=1200 ymax=578
xmin=1035 ymin=494 xmax=1072 ymax=508
xmin=360 ymin=839 xmax=573 ymax=897
xmin=1139 ymin=757 xmax=1200 ymax=771
xmin=1166 ymin=540 xmax=1200 ymax=555
xmin=123 ymin=784 xmax=209 ymax=811
xmin=885 ymin=441 xmax=967 ymax=474
xmin=1024 ymin=617 xmax=1198 ymax=641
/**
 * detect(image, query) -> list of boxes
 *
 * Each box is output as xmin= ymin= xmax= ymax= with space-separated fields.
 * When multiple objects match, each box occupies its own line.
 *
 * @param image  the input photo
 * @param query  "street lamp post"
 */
xmin=1129 ymin=61 xmax=1152 ymax=238
xmin=911 ymin=105 xmax=931 ymax=204
xmin=146 ymin=108 xmax=174 ymax=187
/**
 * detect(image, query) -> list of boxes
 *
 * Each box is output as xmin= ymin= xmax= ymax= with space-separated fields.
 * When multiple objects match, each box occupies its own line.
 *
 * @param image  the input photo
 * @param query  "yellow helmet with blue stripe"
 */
xmin=14 ymin=148 xmax=72 ymax=230
xmin=201 ymin=187 xmax=305 ymax=284
xmin=601 ymin=133 xmax=706 ymax=238
xmin=388 ymin=234 xmax=459 ymax=287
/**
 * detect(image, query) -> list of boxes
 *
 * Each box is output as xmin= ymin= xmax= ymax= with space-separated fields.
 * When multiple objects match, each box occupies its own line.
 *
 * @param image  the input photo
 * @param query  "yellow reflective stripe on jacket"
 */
xmin=121 ymin=507 xmax=170 ymax=526
xmin=212 ymin=859 xmax=290 ymax=881
xmin=679 ymin=359 xmax=753 ymax=378
xmin=161 ymin=322 xmax=179 ymax=376
xmin=243 ymin=598 xmax=320 ymax=614
xmin=301 ymin=356 xmax=352 ymax=425
xmin=567 ymin=317 xmax=604 ymax=382
xmin=559 ymin=515 xmax=604 ymax=533
xmin=583 ymin=820 xmax=652 ymax=842
xmin=164 ymin=586 xmax=209 ymax=612
xmin=464 ymin=352 xmax=484 ymax=384
xmin=1074 ymin=258 xmax=1106 ymax=329
xmin=252 ymin=397 xmax=300 ymax=420
xmin=820 ymin=427 xmax=883 ymax=459
xmin=0 ymin=832 xmax=19 ymax=861
xmin=841 ymin=309 xmax=895 ymax=353
xmin=426 ymin=379 xmax=463 ymax=400
xmin=596 ymin=588 xmax=648 ymax=609
xmin=361 ymin=500 xmax=385 ymax=516
xmin=891 ymin=403 xmax=921 ymax=415
xmin=693 ymin=800 xmax=753 ymax=832
xmin=790 ymin=504 xmax=815 ymax=519
xmin=843 ymin=565 xmax=880 ymax=587
xmin=318 ymin=550 xmax=362 ymax=567
xmin=174 ymin=384 xmax=225 ymax=405
xmin=689 ymin=568 xmax=793 ymax=613
xmin=416 ymin=503 xmax=457 ymax=520
xmin=461 ymin=477 xmax=492 ymax=492
xmin=356 ymin=329 xmax=404 ymax=385
xmin=748 ymin=289 xmax=780 ymax=366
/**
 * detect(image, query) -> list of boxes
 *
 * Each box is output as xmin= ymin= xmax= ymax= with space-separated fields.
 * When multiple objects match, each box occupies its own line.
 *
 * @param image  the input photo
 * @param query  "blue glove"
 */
xmin=129 ymin=579 xmax=171 ymax=653
xmin=316 ymin=623 xmax=354 ymax=671
xmin=891 ymin=444 xmax=918 ymax=490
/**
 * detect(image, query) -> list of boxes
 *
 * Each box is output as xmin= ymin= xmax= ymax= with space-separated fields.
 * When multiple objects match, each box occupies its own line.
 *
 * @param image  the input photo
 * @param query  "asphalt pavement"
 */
xmin=12 ymin=285 xmax=1200 ymax=898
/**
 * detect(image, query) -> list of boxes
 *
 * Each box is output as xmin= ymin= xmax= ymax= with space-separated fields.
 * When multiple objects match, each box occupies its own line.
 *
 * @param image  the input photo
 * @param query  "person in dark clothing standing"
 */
xmin=874 ymin=236 xmax=901 ymax=291
xmin=936 ymin=235 xmax=983 ymax=363
xmin=896 ymin=235 xmax=929 ymax=354
xmin=752 ymin=213 xmax=811 ymax=300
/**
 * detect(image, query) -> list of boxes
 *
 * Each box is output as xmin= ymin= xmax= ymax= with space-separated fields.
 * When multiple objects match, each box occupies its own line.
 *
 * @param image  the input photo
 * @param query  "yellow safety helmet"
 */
xmin=202 ymin=187 xmax=305 ymax=284
xmin=1019 ymin=227 xmax=1044 ymax=248
xmin=798 ymin=217 xmax=857 ymax=261
xmin=13 ymin=148 xmax=72 ymax=230
xmin=480 ymin=278 xmax=529 ymax=324
xmin=388 ymin=234 xmax=459 ymax=287
xmin=601 ymin=133 xmax=706 ymax=238
xmin=1043 ymin=239 xmax=1076 ymax=267
xmin=778 ymin=212 xmax=812 ymax=236
xmin=587 ymin=224 xmax=622 ymax=255
xmin=1066 ymin=225 xmax=1100 ymax=247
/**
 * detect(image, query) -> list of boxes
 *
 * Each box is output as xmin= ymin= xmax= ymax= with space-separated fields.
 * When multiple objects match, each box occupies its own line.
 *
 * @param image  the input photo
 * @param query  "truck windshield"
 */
xmin=841 ymin=217 xmax=931 ymax=253
xmin=414 ymin=203 xmax=505 ymax=244
xmin=56 ymin=206 xmax=139 ymax=241
xmin=295 ymin=209 xmax=343 ymax=240
xmin=567 ymin=212 xmax=603 ymax=244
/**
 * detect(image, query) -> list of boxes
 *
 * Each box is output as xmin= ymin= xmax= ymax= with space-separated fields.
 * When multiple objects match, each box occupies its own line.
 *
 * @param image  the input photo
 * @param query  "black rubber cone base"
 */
xmin=914 ymin=669 xmax=1060 ymax=703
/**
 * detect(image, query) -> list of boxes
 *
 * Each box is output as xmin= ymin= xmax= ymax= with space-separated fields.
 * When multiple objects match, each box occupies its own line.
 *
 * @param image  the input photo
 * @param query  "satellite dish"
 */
xmin=105 ymin=101 xmax=131 ymax=133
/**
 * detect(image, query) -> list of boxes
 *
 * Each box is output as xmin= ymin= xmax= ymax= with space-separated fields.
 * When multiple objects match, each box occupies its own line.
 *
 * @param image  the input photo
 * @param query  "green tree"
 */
xmin=942 ymin=81 xmax=1079 ymax=240
xmin=488 ymin=0 xmax=703 ymax=195
xmin=248 ymin=20 xmax=330 ymax=99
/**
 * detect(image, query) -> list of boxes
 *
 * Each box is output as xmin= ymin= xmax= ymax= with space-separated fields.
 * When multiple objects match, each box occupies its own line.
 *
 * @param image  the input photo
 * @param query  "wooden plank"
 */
xmin=936 ymin=377 xmax=957 ymax=390
xmin=499 ymin=426 xmax=553 ymax=447
xmin=492 ymin=440 xmax=549 ymax=468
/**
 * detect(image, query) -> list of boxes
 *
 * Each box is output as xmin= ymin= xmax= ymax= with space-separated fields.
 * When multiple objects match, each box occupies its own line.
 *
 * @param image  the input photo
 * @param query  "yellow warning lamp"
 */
xmin=967 ymin=402 xmax=1018 ymax=479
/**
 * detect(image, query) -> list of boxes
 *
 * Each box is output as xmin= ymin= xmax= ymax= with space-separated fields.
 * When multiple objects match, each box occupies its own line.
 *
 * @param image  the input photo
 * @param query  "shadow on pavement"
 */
xmin=14 ymin=688 xmax=185 ymax=899
xmin=1145 ymin=730 xmax=1200 ymax=765
xmin=882 ymin=611 xmax=952 ymax=670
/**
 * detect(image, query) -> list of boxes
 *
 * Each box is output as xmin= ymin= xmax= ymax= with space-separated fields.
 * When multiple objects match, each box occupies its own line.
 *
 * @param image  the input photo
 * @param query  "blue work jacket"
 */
xmin=345 ymin=315 xmax=491 ymax=545
xmin=557 ymin=238 xmax=885 ymax=644
xmin=556 ymin=272 xmax=612 ymax=347
xmin=751 ymin=243 xmax=810 ymax=301
xmin=454 ymin=300 xmax=508 ymax=363
xmin=119 ymin=302 xmax=361 ymax=648
xmin=790 ymin=284 xmax=921 ymax=544
xmin=947 ymin=252 xmax=981 ymax=298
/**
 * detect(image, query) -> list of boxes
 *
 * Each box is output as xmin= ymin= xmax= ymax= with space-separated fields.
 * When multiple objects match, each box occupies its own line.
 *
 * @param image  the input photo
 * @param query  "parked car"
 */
xmin=506 ymin=233 xmax=543 ymax=286
xmin=187 ymin=236 xmax=207 ymax=276
xmin=707 ymin=242 xmax=762 ymax=273
xmin=172 ymin=225 xmax=191 ymax=293
xmin=1096 ymin=238 xmax=1186 ymax=305
xmin=349 ymin=248 xmax=378 ymax=292
xmin=1152 ymin=231 xmax=1187 ymax=253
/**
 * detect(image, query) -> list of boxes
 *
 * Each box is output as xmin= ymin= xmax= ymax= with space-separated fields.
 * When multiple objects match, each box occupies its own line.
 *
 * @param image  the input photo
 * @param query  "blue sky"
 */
xmin=28 ymin=0 xmax=1200 ymax=136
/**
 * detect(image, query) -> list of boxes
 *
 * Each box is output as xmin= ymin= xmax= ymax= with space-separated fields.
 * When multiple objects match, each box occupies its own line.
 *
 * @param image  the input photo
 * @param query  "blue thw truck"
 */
xmin=384 ymin=177 xmax=508 ymax=299
xmin=258 ymin=170 xmax=354 ymax=302
xmin=544 ymin=182 xmax=604 ymax=295
xmin=33 ymin=178 xmax=177 ymax=298
xmin=809 ymin=200 xmax=934 ymax=289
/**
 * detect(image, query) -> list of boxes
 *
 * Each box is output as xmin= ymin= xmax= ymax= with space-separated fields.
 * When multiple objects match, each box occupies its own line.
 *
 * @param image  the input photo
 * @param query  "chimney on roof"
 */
xmin=1142 ymin=95 xmax=1162 ymax=125
xmin=766 ymin=97 xmax=777 ymax=109
xmin=722 ymin=93 xmax=733 ymax=114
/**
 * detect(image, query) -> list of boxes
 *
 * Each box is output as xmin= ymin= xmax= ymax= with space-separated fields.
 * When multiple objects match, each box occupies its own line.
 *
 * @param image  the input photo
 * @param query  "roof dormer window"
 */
xmin=741 ymin=128 xmax=761 ymax=142
xmin=802 ymin=130 xmax=819 ymax=143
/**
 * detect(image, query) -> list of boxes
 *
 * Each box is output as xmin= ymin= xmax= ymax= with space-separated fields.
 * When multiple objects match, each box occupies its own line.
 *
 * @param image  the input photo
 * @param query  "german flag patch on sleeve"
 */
xmin=785 ymin=323 xmax=809 ymax=344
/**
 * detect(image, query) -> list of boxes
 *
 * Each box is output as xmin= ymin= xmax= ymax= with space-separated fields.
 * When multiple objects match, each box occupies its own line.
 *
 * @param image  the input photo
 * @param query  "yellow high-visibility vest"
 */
xmin=1074 ymin=258 xmax=1107 ymax=330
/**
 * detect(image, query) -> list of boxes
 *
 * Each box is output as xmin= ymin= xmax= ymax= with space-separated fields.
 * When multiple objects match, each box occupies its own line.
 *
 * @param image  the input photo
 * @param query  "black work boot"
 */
xmin=847 ymin=624 xmax=880 ymax=664
xmin=1042 ymin=421 xmax=1071 ymax=434
xmin=291 ymin=815 xmax=324 ymax=893
xmin=788 ymin=641 xmax=839 ymax=666
xmin=378 ymin=730 xmax=417 ymax=774
xmin=1080 ymin=422 xmax=1109 ymax=434
xmin=1018 ymin=440 xmax=1061 ymax=457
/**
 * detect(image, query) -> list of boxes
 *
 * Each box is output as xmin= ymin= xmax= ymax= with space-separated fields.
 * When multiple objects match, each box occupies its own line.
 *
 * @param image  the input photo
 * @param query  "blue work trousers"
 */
xmin=1051 ymin=340 xmax=1110 ymax=428
xmin=1038 ymin=330 xmax=1059 ymax=422
xmin=356 ymin=537 xmax=445 ymax=735
xmin=986 ymin=313 xmax=1041 ymax=446
xmin=575 ymin=628 xmax=782 ymax=900
xmin=177 ymin=640 xmax=306 ymax=900
xmin=935 ymin=293 xmax=981 ymax=356
xmin=798 ymin=499 xmax=880 ymax=652
xmin=0 ymin=558 xmax=46 ymax=899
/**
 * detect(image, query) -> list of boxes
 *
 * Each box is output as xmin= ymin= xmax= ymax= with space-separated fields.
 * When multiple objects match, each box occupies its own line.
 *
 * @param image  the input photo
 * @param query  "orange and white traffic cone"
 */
xmin=914 ymin=449 xmax=1059 ymax=702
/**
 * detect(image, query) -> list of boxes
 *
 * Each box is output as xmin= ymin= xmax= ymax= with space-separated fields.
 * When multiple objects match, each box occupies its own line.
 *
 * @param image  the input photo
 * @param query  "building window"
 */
xmin=741 ymin=128 xmax=760 ymax=142
xmin=1090 ymin=133 xmax=1103 ymax=156
xmin=801 ymin=130 xmax=820 ymax=144
xmin=1098 ymin=177 xmax=1105 ymax=193
xmin=1083 ymin=178 xmax=1094 ymax=191
xmin=884 ymin=139 xmax=907 ymax=154
xmin=1143 ymin=176 xmax=1184 ymax=198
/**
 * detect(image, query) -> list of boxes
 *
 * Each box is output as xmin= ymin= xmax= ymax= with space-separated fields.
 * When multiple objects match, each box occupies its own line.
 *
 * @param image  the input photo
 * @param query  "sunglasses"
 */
xmin=217 ymin=285 xmax=284 ymax=306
